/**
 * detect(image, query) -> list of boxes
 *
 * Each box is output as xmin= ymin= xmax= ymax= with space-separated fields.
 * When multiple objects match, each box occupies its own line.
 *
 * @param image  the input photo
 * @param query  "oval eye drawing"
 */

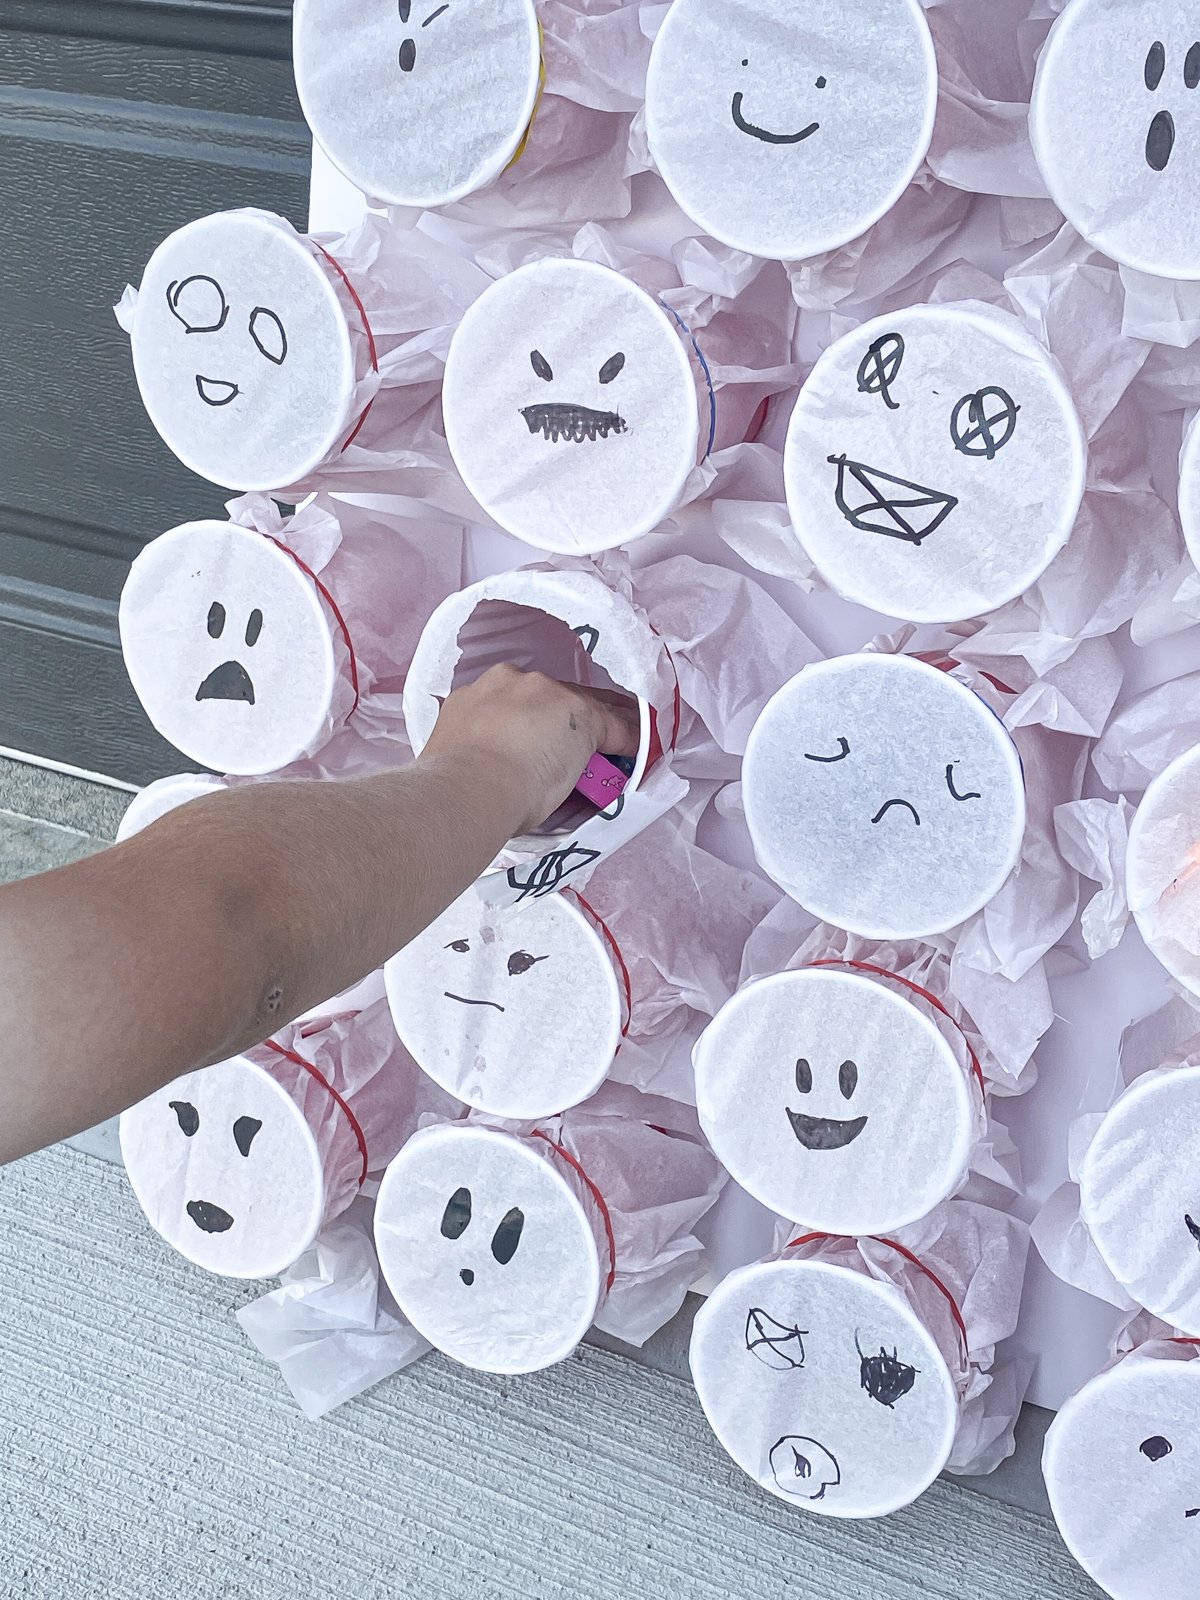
xmin=950 ymin=387 xmax=1020 ymax=460
xmin=233 ymin=1115 xmax=262 ymax=1158
xmin=1186 ymin=42 xmax=1200 ymax=91
xmin=244 ymin=608 xmax=263 ymax=648
xmin=945 ymin=763 xmax=982 ymax=803
xmin=795 ymin=1058 xmax=813 ymax=1095
xmin=440 ymin=1186 xmax=472 ymax=1240
xmin=1145 ymin=40 xmax=1166 ymax=91
xmin=490 ymin=1206 xmax=525 ymax=1265
xmin=206 ymin=601 xmax=226 ymax=640
xmin=507 ymin=950 xmax=547 ymax=977
xmin=803 ymin=737 xmax=850 ymax=764
xmin=838 ymin=1058 xmax=858 ymax=1100
xmin=598 ymin=352 xmax=626 ymax=384
xmin=248 ymin=307 xmax=288 ymax=367
xmin=166 ymin=274 xmax=229 ymax=335
xmin=446 ymin=938 xmax=470 ymax=954
xmin=857 ymin=1335 xmax=919 ymax=1407
xmin=530 ymin=349 xmax=554 ymax=381
xmin=1140 ymin=1434 xmax=1173 ymax=1462
xmin=169 ymin=1099 xmax=199 ymax=1137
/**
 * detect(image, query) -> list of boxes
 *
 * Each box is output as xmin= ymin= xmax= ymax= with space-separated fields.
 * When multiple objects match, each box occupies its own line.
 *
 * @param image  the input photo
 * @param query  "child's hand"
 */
xmin=420 ymin=664 xmax=642 ymax=835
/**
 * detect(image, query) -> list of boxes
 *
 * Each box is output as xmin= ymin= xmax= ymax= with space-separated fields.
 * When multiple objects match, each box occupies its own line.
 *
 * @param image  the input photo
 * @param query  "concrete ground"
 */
xmin=0 ymin=758 xmax=1102 ymax=1598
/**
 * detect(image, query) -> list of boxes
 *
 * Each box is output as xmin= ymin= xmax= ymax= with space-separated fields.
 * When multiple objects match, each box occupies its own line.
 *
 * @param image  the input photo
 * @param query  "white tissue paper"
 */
xmin=1031 ymin=0 xmax=1200 ymax=281
xmin=120 ymin=999 xmax=429 ymax=1280
xmin=644 ymin=0 xmax=937 ymax=263
xmin=783 ymin=302 xmax=1086 ymax=623
xmin=116 ymin=774 xmax=226 ymax=841
xmin=690 ymin=1201 xmax=1029 ymax=1518
xmin=119 ymin=493 xmax=460 ymax=776
xmin=1127 ymin=743 xmax=1200 ymax=998
xmin=1044 ymin=1340 xmax=1200 ymax=1600
xmin=693 ymin=965 xmax=982 ymax=1237
xmin=293 ymin=0 xmax=542 ymax=211
xmin=442 ymin=257 xmax=703 ymax=554
xmin=1176 ymin=410 xmax=1200 ymax=567
xmin=374 ymin=1099 xmax=724 ymax=1373
xmin=742 ymin=653 xmax=1026 ymax=940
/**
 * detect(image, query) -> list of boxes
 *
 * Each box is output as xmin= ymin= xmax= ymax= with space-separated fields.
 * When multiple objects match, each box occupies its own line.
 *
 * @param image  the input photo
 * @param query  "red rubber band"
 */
xmin=312 ymin=242 xmax=379 ymax=454
xmin=261 ymin=534 xmax=361 ymax=718
xmin=564 ymin=887 xmax=633 ymax=1038
xmin=263 ymin=1038 xmax=370 ymax=1188
xmin=912 ymin=651 xmax=1017 ymax=699
xmin=805 ymin=959 xmax=986 ymax=1097
xmin=532 ymin=1129 xmax=617 ymax=1293
xmin=786 ymin=1230 xmax=970 ymax=1362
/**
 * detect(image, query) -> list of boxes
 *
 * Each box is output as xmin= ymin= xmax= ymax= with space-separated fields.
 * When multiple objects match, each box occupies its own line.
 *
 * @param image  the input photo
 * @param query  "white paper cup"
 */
xmin=645 ymin=0 xmax=937 ymax=262
xmin=784 ymin=304 xmax=1085 ymax=623
xmin=1175 ymin=411 xmax=1200 ymax=570
xmin=1044 ymin=1349 xmax=1200 ymax=1599
xmin=742 ymin=654 xmax=1026 ymax=940
xmin=1032 ymin=0 xmax=1200 ymax=281
xmin=374 ymin=1123 xmax=608 ymax=1373
xmin=691 ymin=1255 xmax=959 ymax=1518
xmin=128 ymin=210 xmax=365 ymax=491
xmin=293 ymin=0 xmax=542 ymax=211
xmin=443 ymin=258 xmax=702 ymax=554
xmin=694 ymin=968 xmax=976 ymax=1235
xmin=1127 ymin=743 xmax=1200 ymax=997
xmin=385 ymin=879 xmax=624 ymax=1118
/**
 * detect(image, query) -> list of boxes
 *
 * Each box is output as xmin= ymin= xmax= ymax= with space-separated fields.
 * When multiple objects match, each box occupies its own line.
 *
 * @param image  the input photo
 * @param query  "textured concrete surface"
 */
xmin=0 ymin=1146 xmax=1101 ymax=1600
xmin=0 ymin=753 xmax=127 ymax=842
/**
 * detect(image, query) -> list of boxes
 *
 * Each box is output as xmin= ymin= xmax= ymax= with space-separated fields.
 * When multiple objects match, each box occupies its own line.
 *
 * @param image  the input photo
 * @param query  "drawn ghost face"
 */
xmin=645 ymin=0 xmax=937 ymax=260
xmin=120 ymin=1058 xmax=323 ymax=1279
xmin=743 ymin=654 xmax=1025 ymax=940
xmin=1078 ymin=1067 xmax=1200 ymax=1335
xmin=694 ymin=970 xmax=974 ymax=1235
xmin=1045 ymin=1357 xmax=1200 ymax=1595
xmin=442 ymin=259 xmax=700 ymax=554
xmin=374 ymin=1125 xmax=603 ymax=1373
xmin=120 ymin=521 xmax=337 ymax=775
xmin=691 ymin=1259 xmax=957 ymax=1518
xmin=1033 ymin=0 xmax=1200 ymax=279
xmin=384 ymin=885 xmax=622 ymax=1118
xmin=131 ymin=211 xmax=354 ymax=490
xmin=293 ymin=0 xmax=541 ymax=209
xmin=1127 ymin=743 xmax=1200 ymax=1000
xmin=784 ymin=306 xmax=1086 ymax=624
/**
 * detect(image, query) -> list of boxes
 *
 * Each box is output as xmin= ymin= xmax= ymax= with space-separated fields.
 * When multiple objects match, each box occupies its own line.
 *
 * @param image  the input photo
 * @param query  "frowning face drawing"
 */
xmin=784 ymin=306 xmax=1085 ymax=624
xmin=742 ymin=654 xmax=1025 ymax=940
xmin=442 ymin=258 xmax=699 ymax=553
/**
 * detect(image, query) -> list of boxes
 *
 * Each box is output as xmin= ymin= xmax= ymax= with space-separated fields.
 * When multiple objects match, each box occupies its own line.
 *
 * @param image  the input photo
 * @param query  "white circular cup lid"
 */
xmin=374 ymin=1124 xmax=603 ymax=1373
xmin=443 ymin=258 xmax=700 ymax=554
xmin=120 ymin=520 xmax=338 ymax=776
xmin=119 ymin=1057 xmax=325 ymax=1279
xmin=1127 ymin=743 xmax=1200 ymax=997
xmin=690 ymin=1257 xmax=958 ymax=1518
xmin=742 ymin=654 xmax=1026 ymax=940
xmin=131 ymin=211 xmax=355 ymax=490
xmin=293 ymin=0 xmax=542 ymax=210
xmin=645 ymin=0 xmax=937 ymax=261
xmin=116 ymin=774 xmax=226 ymax=842
xmin=385 ymin=885 xmax=622 ymax=1118
xmin=694 ymin=969 xmax=974 ymax=1235
xmin=1032 ymin=0 xmax=1200 ymax=281
xmin=784 ymin=305 xmax=1086 ymax=623
xmin=1079 ymin=1066 xmax=1200 ymax=1335
xmin=1044 ymin=1355 xmax=1200 ymax=1599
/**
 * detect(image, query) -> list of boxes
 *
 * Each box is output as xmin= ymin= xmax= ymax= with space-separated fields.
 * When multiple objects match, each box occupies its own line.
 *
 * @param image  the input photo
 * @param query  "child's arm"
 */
xmin=0 ymin=665 xmax=638 ymax=1165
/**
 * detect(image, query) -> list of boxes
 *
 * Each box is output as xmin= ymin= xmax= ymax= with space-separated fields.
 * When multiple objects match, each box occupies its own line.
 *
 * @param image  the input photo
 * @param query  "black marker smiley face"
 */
xmin=520 ymin=347 xmax=630 ymax=444
xmin=731 ymin=56 xmax=826 ymax=145
xmin=166 ymin=274 xmax=289 ymax=411
xmin=193 ymin=599 xmax=265 ymax=706
xmin=786 ymin=1056 xmax=868 ymax=1151
xmin=1142 ymin=39 xmax=1200 ymax=171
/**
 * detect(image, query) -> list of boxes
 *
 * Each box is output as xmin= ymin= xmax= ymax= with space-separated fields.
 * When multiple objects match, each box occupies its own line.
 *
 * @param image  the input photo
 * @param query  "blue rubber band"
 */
xmin=660 ymin=300 xmax=718 ymax=461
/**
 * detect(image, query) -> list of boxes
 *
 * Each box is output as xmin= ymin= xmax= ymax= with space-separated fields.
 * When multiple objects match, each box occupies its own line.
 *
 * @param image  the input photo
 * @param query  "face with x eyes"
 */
xmin=374 ymin=1125 xmax=603 ymax=1373
xmin=784 ymin=305 xmax=1085 ymax=624
xmin=692 ymin=1259 xmax=957 ymax=1518
xmin=743 ymin=654 xmax=1025 ymax=940
xmin=384 ymin=884 xmax=622 ymax=1118
xmin=130 ymin=210 xmax=354 ymax=490
xmin=119 ymin=1057 xmax=324 ymax=1278
xmin=443 ymin=258 xmax=700 ymax=553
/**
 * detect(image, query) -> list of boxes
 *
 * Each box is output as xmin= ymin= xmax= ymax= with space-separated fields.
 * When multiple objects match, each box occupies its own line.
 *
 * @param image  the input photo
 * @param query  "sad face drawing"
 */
xmin=1033 ymin=0 xmax=1200 ymax=278
xmin=691 ymin=1259 xmax=958 ymax=1518
xmin=694 ymin=969 xmax=975 ymax=1235
xmin=442 ymin=258 xmax=700 ymax=554
xmin=645 ymin=0 xmax=937 ymax=261
xmin=129 ymin=211 xmax=355 ymax=491
xmin=742 ymin=654 xmax=1025 ymax=940
xmin=784 ymin=305 xmax=1086 ymax=624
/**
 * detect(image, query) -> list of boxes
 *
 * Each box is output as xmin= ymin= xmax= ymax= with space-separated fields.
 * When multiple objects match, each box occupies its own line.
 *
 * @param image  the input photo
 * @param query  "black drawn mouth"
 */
xmin=444 ymin=991 xmax=505 ymax=1013
xmin=730 ymin=91 xmax=819 ymax=145
xmin=520 ymin=404 xmax=627 ymax=444
xmin=1186 ymin=1213 xmax=1200 ymax=1249
xmin=769 ymin=1436 xmax=841 ymax=1502
xmin=196 ymin=660 xmax=256 ymax=704
xmin=786 ymin=1109 xmax=868 ymax=1150
xmin=829 ymin=454 xmax=958 ymax=546
xmin=187 ymin=1199 xmax=234 ymax=1234
xmin=195 ymin=375 xmax=240 ymax=408
xmin=871 ymin=797 xmax=921 ymax=827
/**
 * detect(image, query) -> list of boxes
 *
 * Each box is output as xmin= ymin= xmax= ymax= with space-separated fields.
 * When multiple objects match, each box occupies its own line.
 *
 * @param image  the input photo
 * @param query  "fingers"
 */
xmin=575 ymin=686 xmax=641 ymax=760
